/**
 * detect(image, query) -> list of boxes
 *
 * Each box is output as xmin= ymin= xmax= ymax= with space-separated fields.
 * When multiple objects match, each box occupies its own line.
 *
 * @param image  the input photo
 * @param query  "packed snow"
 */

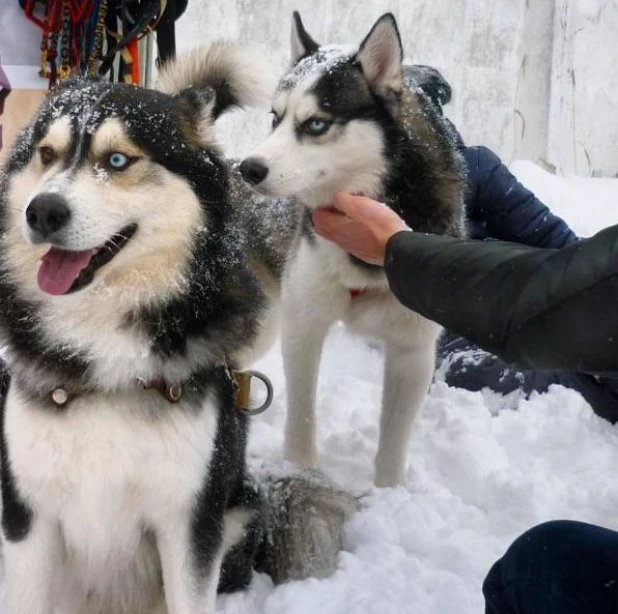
xmin=277 ymin=44 xmax=357 ymax=91
xmin=217 ymin=164 xmax=618 ymax=613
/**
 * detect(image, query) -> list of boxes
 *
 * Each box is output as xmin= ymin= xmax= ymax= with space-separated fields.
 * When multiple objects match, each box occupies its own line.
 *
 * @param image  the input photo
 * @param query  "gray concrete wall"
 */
xmin=548 ymin=0 xmax=618 ymax=176
xmin=176 ymin=0 xmax=618 ymax=177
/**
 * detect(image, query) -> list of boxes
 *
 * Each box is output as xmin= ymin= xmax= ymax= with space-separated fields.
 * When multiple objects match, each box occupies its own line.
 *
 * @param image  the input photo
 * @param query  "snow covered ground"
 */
xmin=217 ymin=165 xmax=618 ymax=614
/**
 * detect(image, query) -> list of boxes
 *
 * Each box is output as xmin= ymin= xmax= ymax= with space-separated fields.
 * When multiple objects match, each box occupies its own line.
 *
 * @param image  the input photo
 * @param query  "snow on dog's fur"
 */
xmin=0 ymin=42 xmax=355 ymax=614
xmin=240 ymin=14 xmax=466 ymax=487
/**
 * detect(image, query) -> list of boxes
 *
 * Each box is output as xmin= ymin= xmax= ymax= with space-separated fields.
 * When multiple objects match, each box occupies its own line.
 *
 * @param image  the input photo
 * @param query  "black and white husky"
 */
xmin=240 ymin=14 xmax=466 ymax=487
xmin=0 ymin=43 xmax=354 ymax=614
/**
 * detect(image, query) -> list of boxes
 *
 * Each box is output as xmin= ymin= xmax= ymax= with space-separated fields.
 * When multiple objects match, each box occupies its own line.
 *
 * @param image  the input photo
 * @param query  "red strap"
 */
xmin=128 ymin=39 xmax=140 ymax=84
xmin=69 ymin=0 xmax=96 ymax=23
xmin=26 ymin=0 xmax=64 ymax=32
xmin=25 ymin=0 xmax=48 ymax=29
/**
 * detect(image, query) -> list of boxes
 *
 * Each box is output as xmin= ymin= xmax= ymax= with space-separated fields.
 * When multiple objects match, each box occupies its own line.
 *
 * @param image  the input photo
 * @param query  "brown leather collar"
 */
xmin=47 ymin=369 xmax=273 ymax=415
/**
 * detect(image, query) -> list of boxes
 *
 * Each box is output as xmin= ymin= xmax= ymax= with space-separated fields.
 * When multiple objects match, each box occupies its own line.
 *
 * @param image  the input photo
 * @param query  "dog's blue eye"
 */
xmin=304 ymin=117 xmax=331 ymax=136
xmin=271 ymin=113 xmax=282 ymax=129
xmin=108 ymin=153 xmax=130 ymax=170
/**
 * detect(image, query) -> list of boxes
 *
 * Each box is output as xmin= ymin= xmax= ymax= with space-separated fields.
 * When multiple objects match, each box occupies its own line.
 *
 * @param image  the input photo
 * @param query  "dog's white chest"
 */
xmin=5 ymin=386 xmax=218 ymax=558
xmin=288 ymin=238 xmax=440 ymax=344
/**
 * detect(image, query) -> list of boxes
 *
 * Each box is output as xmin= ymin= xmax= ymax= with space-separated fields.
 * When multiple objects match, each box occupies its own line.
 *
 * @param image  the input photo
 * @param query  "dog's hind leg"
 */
xmin=3 ymin=518 xmax=61 ymax=614
xmin=374 ymin=341 xmax=436 ymax=487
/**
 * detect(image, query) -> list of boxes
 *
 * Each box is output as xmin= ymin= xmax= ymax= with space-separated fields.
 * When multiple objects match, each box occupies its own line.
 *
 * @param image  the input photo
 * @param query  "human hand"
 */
xmin=312 ymin=193 xmax=410 ymax=266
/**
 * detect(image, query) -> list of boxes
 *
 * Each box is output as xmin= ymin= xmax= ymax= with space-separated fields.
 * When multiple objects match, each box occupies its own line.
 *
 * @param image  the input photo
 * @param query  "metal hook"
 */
xmin=234 ymin=370 xmax=273 ymax=416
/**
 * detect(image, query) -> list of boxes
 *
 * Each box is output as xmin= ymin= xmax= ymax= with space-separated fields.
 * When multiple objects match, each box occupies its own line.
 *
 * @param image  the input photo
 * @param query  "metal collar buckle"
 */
xmin=233 ymin=370 xmax=273 ymax=416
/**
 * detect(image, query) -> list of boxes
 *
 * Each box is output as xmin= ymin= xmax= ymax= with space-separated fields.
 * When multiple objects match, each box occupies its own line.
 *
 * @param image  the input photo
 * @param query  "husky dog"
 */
xmin=0 ymin=43 xmax=355 ymax=614
xmin=240 ymin=13 xmax=466 ymax=487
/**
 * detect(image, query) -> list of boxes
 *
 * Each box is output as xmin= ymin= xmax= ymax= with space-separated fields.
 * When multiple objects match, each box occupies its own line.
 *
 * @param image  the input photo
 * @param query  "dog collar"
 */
xmin=47 ymin=368 xmax=273 ymax=416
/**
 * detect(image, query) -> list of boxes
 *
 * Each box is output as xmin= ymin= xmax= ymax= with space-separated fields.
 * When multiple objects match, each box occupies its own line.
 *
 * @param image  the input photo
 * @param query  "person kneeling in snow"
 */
xmin=407 ymin=64 xmax=618 ymax=423
xmin=313 ymin=190 xmax=618 ymax=614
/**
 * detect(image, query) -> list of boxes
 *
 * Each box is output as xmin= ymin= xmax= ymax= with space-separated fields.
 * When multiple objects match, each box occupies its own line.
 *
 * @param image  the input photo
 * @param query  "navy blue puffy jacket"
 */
xmin=462 ymin=146 xmax=578 ymax=248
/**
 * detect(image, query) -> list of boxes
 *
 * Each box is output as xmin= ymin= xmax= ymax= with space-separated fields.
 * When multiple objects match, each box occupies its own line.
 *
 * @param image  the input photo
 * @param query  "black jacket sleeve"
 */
xmin=385 ymin=226 xmax=618 ymax=375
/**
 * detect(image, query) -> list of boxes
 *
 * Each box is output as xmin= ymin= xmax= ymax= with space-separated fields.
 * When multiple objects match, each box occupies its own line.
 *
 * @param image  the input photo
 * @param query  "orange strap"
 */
xmin=128 ymin=39 xmax=140 ymax=84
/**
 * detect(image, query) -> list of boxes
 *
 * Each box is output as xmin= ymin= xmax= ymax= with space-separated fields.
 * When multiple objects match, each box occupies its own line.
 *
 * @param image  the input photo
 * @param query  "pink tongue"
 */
xmin=37 ymin=247 xmax=95 ymax=295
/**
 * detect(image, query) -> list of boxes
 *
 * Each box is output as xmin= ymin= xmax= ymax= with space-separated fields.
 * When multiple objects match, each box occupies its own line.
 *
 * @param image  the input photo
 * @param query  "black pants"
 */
xmin=437 ymin=337 xmax=618 ymax=423
xmin=484 ymin=521 xmax=618 ymax=613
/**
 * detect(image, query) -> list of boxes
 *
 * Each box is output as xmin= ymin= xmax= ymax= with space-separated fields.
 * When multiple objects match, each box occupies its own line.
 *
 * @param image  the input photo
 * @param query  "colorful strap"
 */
xmin=21 ymin=0 xmax=170 ymax=86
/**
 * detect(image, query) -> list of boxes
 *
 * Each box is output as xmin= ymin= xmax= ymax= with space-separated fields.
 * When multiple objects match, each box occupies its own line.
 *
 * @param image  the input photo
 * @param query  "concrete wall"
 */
xmin=548 ymin=0 xmax=618 ymax=176
xmin=175 ymin=0 xmax=618 ymax=177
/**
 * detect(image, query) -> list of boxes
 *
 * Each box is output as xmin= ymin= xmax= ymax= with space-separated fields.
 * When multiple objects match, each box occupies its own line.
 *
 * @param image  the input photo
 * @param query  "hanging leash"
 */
xmin=97 ymin=0 xmax=165 ymax=79
xmin=21 ymin=0 xmax=176 ymax=86
xmin=86 ymin=0 xmax=108 ymax=76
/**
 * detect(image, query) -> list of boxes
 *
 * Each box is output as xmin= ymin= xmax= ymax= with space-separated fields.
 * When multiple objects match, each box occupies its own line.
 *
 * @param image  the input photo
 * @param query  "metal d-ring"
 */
xmin=235 ymin=370 xmax=273 ymax=416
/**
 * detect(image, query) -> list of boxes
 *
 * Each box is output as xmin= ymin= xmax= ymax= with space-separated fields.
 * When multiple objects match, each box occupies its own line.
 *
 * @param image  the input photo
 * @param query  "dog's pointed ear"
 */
xmin=357 ymin=13 xmax=403 ymax=95
xmin=291 ymin=11 xmax=319 ymax=64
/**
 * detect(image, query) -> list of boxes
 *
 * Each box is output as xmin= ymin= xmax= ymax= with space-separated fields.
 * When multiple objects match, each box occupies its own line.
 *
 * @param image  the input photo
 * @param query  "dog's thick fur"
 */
xmin=240 ymin=14 xmax=466 ymax=487
xmin=0 ymin=42 xmax=355 ymax=614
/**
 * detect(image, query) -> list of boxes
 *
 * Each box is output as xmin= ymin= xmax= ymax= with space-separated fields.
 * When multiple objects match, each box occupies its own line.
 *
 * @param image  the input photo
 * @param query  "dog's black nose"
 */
xmin=239 ymin=157 xmax=269 ymax=185
xmin=26 ymin=193 xmax=71 ymax=238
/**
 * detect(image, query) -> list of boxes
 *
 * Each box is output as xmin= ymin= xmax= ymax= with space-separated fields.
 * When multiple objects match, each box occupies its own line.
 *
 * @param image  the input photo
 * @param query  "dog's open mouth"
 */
xmin=37 ymin=224 xmax=138 ymax=296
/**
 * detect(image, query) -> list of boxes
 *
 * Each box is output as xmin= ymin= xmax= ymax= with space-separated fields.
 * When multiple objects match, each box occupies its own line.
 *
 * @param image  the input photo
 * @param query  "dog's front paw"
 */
xmin=374 ymin=454 xmax=406 ymax=488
